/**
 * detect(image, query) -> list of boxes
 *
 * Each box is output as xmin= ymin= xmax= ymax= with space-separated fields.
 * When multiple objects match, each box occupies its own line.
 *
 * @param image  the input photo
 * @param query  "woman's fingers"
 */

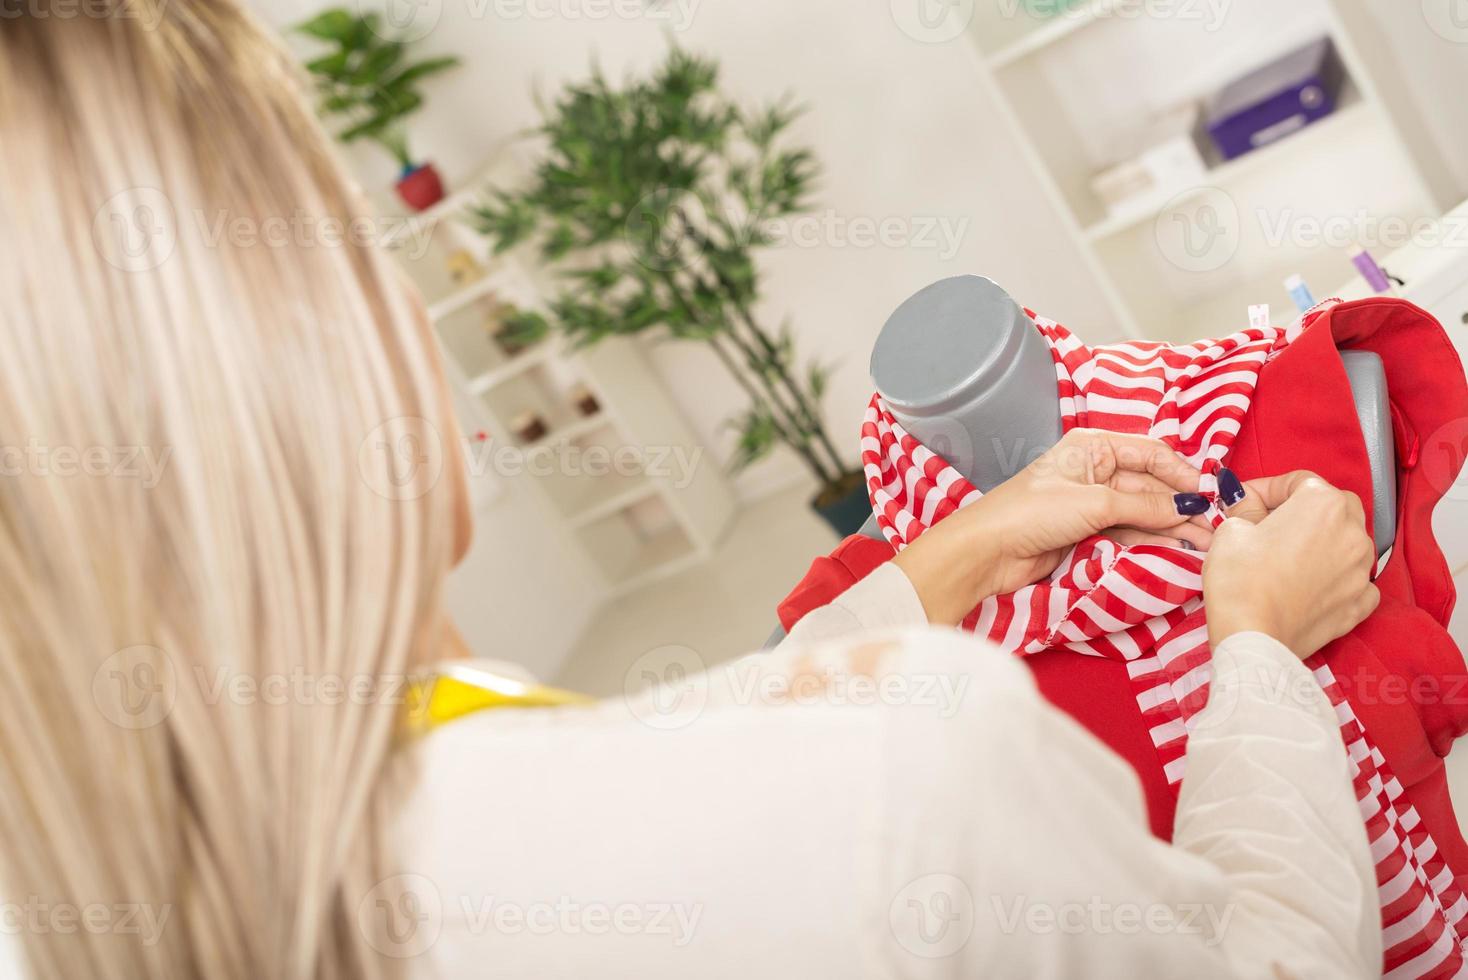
xmin=1095 ymin=431 xmax=1205 ymax=492
xmin=1110 ymin=469 xmax=1186 ymax=497
xmin=1096 ymin=485 xmax=1193 ymax=531
xmin=1101 ymin=474 xmax=1215 ymax=549
xmin=1236 ymin=470 xmax=1322 ymax=512
xmin=1173 ymin=520 xmax=1215 ymax=551
xmin=1104 ymin=525 xmax=1212 ymax=552
xmin=1112 ymin=471 xmax=1215 ymax=535
xmin=1202 ymin=474 xmax=1377 ymax=657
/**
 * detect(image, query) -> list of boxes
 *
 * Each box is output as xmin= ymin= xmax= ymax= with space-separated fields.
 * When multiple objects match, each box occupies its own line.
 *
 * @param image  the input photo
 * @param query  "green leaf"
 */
xmin=355 ymin=42 xmax=406 ymax=83
xmin=295 ymin=8 xmax=458 ymax=169
xmin=464 ymin=44 xmax=838 ymax=486
xmin=338 ymin=112 xmax=394 ymax=143
xmin=295 ymin=8 xmax=356 ymax=41
xmin=726 ymin=406 xmax=780 ymax=471
xmin=349 ymin=13 xmax=382 ymax=51
xmin=497 ymin=308 xmax=551 ymax=348
xmin=566 ymin=262 xmax=623 ymax=292
xmin=472 ymin=193 xmax=540 ymax=253
xmin=388 ymin=56 xmax=461 ymax=88
xmin=305 ymin=51 xmax=351 ymax=77
xmin=808 ymin=361 xmax=830 ymax=400
xmin=542 ymin=223 xmax=579 ymax=261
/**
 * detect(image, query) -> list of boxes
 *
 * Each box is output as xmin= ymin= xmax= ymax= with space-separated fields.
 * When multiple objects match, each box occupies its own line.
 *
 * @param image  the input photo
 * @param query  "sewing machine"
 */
xmin=764 ymin=274 xmax=1396 ymax=647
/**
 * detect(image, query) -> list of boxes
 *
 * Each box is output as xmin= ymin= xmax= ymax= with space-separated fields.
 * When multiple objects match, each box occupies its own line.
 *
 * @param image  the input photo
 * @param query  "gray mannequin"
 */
xmin=765 ymin=274 xmax=1395 ymax=647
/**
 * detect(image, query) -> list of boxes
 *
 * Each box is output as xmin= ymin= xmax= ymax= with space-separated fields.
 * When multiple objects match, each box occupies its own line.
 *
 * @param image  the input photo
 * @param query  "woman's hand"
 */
xmin=1203 ymin=471 xmax=1379 ymax=658
xmin=893 ymin=428 xmax=1210 ymax=625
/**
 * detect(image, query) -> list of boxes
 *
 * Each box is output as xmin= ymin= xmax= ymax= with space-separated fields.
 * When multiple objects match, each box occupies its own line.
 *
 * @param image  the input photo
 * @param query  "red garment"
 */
xmin=778 ymin=298 xmax=1468 ymax=972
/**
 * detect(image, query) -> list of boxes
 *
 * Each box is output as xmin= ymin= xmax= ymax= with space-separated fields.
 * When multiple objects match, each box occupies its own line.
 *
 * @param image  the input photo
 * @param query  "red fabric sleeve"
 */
xmin=776 ymin=534 xmax=895 ymax=632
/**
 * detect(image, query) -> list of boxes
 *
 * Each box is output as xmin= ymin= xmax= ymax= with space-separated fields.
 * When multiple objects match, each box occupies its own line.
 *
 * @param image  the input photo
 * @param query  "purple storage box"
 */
xmin=1203 ymin=38 xmax=1346 ymax=161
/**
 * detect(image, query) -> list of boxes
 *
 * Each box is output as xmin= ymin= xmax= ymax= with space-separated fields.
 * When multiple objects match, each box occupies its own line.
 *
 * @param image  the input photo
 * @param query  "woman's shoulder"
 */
xmin=389 ymin=627 xmax=1036 ymax=977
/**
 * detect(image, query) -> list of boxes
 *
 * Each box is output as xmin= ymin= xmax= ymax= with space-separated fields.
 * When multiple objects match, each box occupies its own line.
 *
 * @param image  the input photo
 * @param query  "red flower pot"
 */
xmin=396 ymin=162 xmax=445 ymax=211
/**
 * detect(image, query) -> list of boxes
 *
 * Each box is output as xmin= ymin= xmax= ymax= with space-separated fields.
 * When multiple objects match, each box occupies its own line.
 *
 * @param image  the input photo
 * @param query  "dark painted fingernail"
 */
xmin=1174 ymin=493 xmax=1210 ymax=516
xmin=1179 ymin=539 xmax=1197 ymax=552
xmin=1218 ymin=467 xmax=1246 ymax=508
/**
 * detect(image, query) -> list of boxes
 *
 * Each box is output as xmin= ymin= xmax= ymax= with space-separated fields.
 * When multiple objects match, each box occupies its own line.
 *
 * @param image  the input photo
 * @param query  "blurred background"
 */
xmin=248 ymin=0 xmax=1468 ymax=691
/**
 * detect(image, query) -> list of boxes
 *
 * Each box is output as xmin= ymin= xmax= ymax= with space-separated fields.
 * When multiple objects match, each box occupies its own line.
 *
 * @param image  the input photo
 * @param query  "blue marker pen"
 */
xmin=1284 ymin=274 xmax=1315 ymax=313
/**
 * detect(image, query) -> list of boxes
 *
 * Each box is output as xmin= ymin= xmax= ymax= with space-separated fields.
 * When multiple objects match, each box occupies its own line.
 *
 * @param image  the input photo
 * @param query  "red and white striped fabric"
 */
xmin=861 ymin=307 xmax=1468 ymax=978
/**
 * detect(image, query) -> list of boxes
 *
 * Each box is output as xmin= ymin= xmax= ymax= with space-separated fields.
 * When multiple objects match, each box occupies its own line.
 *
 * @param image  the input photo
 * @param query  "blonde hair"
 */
xmin=0 ymin=1 xmax=459 ymax=976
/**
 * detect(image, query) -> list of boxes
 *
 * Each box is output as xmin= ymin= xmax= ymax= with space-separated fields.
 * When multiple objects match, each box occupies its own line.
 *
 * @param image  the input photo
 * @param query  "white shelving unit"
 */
xmin=382 ymin=150 xmax=737 ymax=597
xmin=967 ymin=0 xmax=1463 ymax=341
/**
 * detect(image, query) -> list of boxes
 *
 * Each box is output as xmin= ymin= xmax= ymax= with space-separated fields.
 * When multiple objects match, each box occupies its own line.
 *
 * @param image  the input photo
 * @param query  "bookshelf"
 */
xmin=382 ymin=149 xmax=736 ymax=597
xmin=966 ymin=0 xmax=1461 ymax=340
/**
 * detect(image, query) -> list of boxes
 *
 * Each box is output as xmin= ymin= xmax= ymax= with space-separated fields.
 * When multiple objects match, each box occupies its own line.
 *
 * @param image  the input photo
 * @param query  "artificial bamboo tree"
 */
xmin=472 ymin=47 xmax=864 ymax=515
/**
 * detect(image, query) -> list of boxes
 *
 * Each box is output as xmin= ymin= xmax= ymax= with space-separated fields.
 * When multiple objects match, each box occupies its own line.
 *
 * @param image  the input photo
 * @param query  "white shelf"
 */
xmin=968 ymin=0 xmax=1461 ymax=342
xmin=428 ymin=268 xmax=513 ymax=322
xmin=608 ymin=526 xmax=702 ymax=597
xmin=987 ymin=0 xmax=1124 ymax=69
xmin=467 ymin=341 xmax=561 ymax=395
xmin=566 ymin=476 xmax=659 ymax=529
xmin=387 ymin=149 xmax=737 ymax=604
xmin=1082 ymin=84 xmax=1369 ymax=242
xmin=524 ymin=412 xmax=612 ymax=455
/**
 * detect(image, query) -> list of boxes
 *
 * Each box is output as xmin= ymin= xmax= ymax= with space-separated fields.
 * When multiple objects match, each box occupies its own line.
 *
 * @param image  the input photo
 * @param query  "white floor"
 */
xmin=555 ymin=485 xmax=841 ymax=695
xmin=558 ymin=487 xmax=1468 ymax=832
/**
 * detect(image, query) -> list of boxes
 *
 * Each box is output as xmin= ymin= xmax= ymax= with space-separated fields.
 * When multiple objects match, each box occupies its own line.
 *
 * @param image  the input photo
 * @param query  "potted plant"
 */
xmin=295 ymin=8 xmax=459 ymax=211
xmin=473 ymin=48 xmax=870 ymax=535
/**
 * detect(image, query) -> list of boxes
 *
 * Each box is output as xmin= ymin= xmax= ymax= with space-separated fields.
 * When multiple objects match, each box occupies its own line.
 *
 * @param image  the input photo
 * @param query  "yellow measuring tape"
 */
xmin=402 ymin=661 xmax=592 ymax=737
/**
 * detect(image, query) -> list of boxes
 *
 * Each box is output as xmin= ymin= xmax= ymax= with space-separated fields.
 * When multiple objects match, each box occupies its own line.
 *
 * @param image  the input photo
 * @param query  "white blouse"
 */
xmin=395 ymin=563 xmax=1380 ymax=979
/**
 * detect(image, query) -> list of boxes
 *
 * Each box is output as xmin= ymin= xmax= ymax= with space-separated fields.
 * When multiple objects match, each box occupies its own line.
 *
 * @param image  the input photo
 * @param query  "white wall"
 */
xmin=247 ymin=0 xmax=1468 ymax=673
xmin=251 ymin=0 xmax=1123 ymax=501
xmin=442 ymin=373 xmax=606 ymax=679
xmin=1376 ymin=0 xmax=1468 ymax=194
